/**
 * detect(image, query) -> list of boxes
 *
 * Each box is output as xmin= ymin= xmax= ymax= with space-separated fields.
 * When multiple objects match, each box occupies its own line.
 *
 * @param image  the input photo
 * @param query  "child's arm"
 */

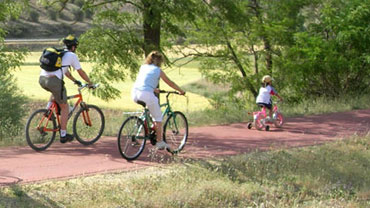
xmin=270 ymin=86 xmax=283 ymax=102
xmin=275 ymin=93 xmax=283 ymax=102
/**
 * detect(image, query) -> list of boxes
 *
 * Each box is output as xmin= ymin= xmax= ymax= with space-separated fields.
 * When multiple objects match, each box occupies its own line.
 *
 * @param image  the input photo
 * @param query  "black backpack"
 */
xmin=39 ymin=47 xmax=67 ymax=72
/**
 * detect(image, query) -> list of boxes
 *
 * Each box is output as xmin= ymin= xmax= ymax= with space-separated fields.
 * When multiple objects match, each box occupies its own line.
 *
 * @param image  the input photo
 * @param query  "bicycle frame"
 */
xmin=36 ymin=84 xmax=94 ymax=134
xmin=254 ymin=102 xmax=279 ymax=120
xmin=135 ymin=91 xmax=178 ymax=138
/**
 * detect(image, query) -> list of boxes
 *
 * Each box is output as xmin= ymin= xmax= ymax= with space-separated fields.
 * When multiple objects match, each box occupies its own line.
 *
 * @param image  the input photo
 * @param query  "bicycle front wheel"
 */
xmin=25 ymin=109 xmax=57 ymax=151
xmin=273 ymin=112 xmax=284 ymax=128
xmin=163 ymin=111 xmax=188 ymax=154
xmin=73 ymin=104 xmax=105 ymax=145
xmin=118 ymin=116 xmax=146 ymax=160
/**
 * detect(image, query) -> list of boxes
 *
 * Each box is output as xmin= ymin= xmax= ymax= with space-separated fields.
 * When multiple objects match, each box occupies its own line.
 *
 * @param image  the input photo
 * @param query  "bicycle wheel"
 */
xmin=254 ymin=114 xmax=265 ymax=131
xmin=118 ymin=116 xmax=146 ymax=160
xmin=163 ymin=111 xmax=188 ymax=154
xmin=73 ymin=104 xmax=105 ymax=145
xmin=273 ymin=112 xmax=284 ymax=128
xmin=25 ymin=109 xmax=57 ymax=151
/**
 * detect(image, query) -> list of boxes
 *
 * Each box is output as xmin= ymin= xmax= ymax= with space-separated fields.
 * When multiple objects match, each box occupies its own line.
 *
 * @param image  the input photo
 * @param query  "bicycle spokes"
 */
xmin=73 ymin=105 xmax=105 ymax=145
xmin=118 ymin=116 xmax=146 ymax=160
xmin=26 ymin=109 xmax=57 ymax=151
xmin=163 ymin=112 xmax=188 ymax=154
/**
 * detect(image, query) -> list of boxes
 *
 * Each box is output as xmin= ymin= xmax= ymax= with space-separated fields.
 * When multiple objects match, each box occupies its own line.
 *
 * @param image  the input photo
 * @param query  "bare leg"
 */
xmin=59 ymin=103 xmax=68 ymax=131
xmin=155 ymin=121 xmax=162 ymax=142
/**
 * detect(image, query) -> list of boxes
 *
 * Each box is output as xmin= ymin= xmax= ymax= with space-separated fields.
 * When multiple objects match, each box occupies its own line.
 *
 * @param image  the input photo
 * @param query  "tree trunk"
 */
xmin=250 ymin=0 xmax=273 ymax=74
xmin=142 ymin=1 xmax=161 ymax=56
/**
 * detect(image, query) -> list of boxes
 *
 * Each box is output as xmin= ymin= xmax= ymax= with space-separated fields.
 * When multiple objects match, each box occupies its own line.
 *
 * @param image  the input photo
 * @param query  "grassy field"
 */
xmin=16 ymin=52 xmax=211 ymax=112
xmin=1 ymin=135 xmax=369 ymax=207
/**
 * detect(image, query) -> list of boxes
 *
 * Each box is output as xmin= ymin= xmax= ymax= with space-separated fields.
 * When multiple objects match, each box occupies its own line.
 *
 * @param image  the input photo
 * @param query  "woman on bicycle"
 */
xmin=256 ymin=75 xmax=283 ymax=121
xmin=131 ymin=51 xmax=185 ymax=150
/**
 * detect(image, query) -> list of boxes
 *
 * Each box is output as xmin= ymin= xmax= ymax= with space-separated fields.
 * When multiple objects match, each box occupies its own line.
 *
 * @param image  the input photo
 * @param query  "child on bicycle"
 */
xmin=131 ymin=51 xmax=185 ymax=150
xmin=256 ymin=75 xmax=283 ymax=122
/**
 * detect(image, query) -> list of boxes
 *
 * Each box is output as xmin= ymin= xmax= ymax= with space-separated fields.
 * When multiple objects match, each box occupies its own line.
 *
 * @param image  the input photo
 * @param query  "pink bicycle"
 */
xmin=247 ymin=101 xmax=284 ymax=131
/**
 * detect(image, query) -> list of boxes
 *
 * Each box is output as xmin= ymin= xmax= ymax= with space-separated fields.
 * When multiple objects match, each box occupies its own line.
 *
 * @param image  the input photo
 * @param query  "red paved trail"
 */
xmin=1 ymin=109 xmax=370 ymax=186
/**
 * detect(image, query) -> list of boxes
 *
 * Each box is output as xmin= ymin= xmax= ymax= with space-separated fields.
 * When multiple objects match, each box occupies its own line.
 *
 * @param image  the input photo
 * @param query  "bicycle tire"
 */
xmin=73 ymin=104 xmax=105 ymax=145
xmin=274 ymin=112 xmax=284 ymax=128
xmin=163 ymin=111 xmax=188 ymax=154
xmin=25 ymin=109 xmax=57 ymax=151
xmin=118 ymin=116 xmax=146 ymax=160
xmin=254 ymin=114 xmax=265 ymax=131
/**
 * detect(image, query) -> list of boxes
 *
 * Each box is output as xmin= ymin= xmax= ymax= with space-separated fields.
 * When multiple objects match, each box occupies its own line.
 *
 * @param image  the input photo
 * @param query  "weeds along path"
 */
xmin=1 ymin=109 xmax=370 ymax=186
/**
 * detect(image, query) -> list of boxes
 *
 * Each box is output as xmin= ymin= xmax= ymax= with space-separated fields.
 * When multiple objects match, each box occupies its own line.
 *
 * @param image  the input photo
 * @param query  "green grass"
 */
xmin=1 ymin=135 xmax=369 ymax=207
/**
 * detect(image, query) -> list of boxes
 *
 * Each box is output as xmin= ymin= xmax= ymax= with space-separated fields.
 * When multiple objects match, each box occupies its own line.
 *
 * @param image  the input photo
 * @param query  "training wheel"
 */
xmin=265 ymin=125 xmax=270 ymax=131
xmin=247 ymin=122 xmax=253 ymax=129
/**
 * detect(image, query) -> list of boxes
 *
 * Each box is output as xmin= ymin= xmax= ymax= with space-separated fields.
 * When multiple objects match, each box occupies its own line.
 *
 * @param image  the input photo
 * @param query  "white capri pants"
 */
xmin=131 ymin=89 xmax=162 ymax=122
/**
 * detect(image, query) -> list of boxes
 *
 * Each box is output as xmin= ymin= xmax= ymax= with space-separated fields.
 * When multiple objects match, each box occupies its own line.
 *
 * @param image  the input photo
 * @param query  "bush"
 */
xmin=6 ymin=22 xmax=29 ymax=38
xmin=28 ymin=10 xmax=39 ymax=22
xmin=0 ymin=75 xmax=28 ymax=140
xmin=47 ymin=8 xmax=58 ymax=21
xmin=72 ymin=8 xmax=84 ymax=22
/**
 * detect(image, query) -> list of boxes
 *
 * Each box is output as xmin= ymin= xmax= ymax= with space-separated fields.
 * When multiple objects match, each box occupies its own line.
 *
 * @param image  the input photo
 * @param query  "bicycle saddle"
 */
xmin=136 ymin=100 xmax=146 ymax=108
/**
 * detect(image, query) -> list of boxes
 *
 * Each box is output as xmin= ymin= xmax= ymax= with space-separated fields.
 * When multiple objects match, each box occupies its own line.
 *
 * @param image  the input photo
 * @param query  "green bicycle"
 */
xmin=117 ymin=90 xmax=188 ymax=161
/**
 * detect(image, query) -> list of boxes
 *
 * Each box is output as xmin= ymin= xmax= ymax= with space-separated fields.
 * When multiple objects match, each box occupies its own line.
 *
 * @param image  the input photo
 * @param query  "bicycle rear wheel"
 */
xmin=163 ymin=111 xmax=188 ymax=154
xmin=118 ymin=116 xmax=146 ymax=160
xmin=25 ymin=109 xmax=57 ymax=151
xmin=254 ymin=114 xmax=265 ymax=131
xmin=73 ymin=104 xmax=105 ymax=145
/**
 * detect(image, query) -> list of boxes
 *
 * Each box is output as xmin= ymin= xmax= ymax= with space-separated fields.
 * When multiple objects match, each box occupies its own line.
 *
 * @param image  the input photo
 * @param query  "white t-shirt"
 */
xmin=256 ymin=85 xmax=277 ymax=104
xmin=40 ymin=51 xmax=82 ymax=80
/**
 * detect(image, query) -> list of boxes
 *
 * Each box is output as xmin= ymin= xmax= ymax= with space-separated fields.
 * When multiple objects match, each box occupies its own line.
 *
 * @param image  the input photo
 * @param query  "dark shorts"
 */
xmin=39 ymin=76 xmax=67 ymax=104
xmin=257 ymin=102 xmax=272 ymax=110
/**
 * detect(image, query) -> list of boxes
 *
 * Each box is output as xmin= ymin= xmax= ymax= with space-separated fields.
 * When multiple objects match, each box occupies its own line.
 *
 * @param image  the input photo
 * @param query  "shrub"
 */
xmin=0 ymin=75 xmax=28 ymax=140
xmin=28 ymin=10 xmax=39 ymax=22
xmin=47 ymin=8 xmax=58 ymax=21
xmin=72 ymin=8 xmax=84 ymax=22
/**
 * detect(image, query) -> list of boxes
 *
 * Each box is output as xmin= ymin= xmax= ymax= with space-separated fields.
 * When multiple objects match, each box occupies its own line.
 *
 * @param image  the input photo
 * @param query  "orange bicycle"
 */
xmin=25 ymin=84 xmax=105 ymax=151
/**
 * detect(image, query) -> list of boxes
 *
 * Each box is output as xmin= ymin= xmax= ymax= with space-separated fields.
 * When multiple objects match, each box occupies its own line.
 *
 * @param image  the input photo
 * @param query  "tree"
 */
xmin=173 ymin=0 xmax=311 ymax=99
xmin=275 ymin=0 xmax=370 ymax=99
xmin=39 ymin=0 xmax=198 ymax=100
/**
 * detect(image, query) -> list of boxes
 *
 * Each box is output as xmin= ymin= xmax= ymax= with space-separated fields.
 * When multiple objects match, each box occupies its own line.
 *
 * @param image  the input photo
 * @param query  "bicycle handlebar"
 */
xmin=78 ymin=83 xmax=100 ymax=91
xmin=159 ymin=90 xmax=185 ymax=96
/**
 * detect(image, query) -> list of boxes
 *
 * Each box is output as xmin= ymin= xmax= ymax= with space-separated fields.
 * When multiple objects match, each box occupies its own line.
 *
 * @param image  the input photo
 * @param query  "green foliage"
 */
xmin=0 ymin=0 xmax=28 ymax=140
xmin=0 ymin=75 xmax=28 ymax=140
xmin=76 ymin=0 xmax=199 ymax=100
xmin=175 ymin=0 xmax=312 ymax=100
xmin=276 ymin=0 xmax=370 ymax=99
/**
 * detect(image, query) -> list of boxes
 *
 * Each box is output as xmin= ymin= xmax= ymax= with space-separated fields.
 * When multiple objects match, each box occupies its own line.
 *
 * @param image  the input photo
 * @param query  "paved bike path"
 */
xmin=1 ymin=109 xmax=370 ymax=186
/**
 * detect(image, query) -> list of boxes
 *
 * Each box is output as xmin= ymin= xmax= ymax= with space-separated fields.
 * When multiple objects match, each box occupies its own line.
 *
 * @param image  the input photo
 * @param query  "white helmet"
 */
xmin=262 ymin=75 xmax=274 ymax=83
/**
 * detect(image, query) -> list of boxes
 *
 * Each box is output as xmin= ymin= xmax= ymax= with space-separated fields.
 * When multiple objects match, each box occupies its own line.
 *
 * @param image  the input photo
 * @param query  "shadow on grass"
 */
xmin=0 ymin=184 xmax=61 ymax=208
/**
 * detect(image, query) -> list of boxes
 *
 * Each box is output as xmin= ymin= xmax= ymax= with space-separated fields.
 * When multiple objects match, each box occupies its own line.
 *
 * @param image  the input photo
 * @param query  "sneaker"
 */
xmin=265 ymin=116 xmax=274 ymax=123
xmin=60 ymin=134 xmax=74 ymax=143
xmin=155 ymin=141 xmax=170 ymax=150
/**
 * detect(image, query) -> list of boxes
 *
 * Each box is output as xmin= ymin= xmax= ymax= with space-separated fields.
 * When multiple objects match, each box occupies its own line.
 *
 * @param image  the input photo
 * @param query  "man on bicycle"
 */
xmin=39 ymin=35 xmax=93 ymax=143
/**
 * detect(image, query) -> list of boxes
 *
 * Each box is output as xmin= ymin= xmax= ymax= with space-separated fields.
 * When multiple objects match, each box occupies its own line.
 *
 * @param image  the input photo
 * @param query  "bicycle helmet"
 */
xmin=262 ymin=75 xmax=273 ymax=83
xmin=62 ymin=35 xmax=79 ymax=47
